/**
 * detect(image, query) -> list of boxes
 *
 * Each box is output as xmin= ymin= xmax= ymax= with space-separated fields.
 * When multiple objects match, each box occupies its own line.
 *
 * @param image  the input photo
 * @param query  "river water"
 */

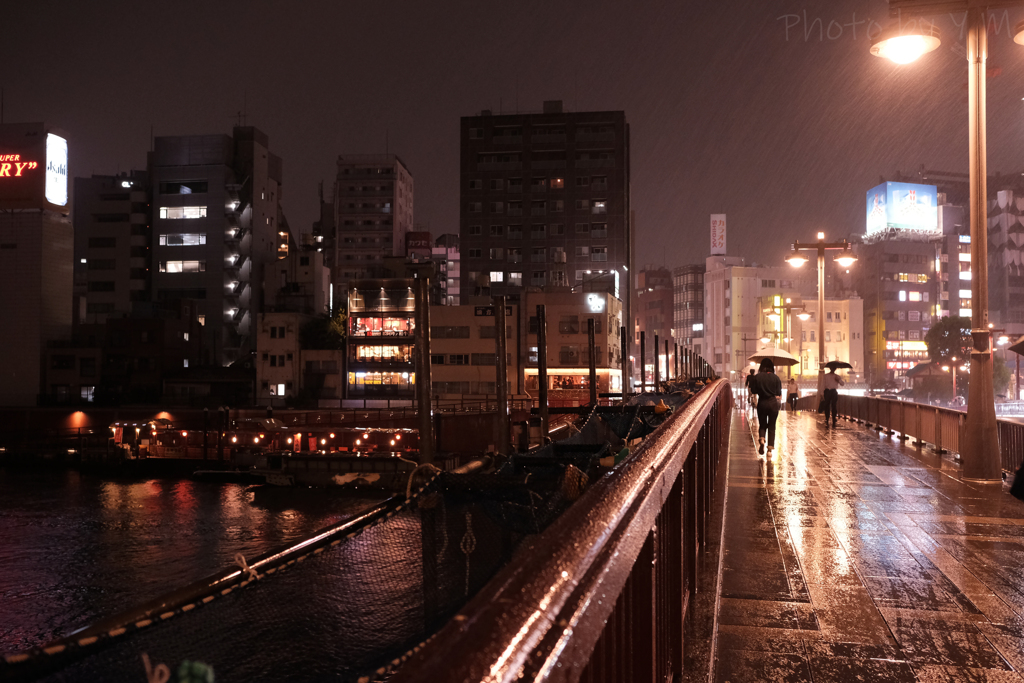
xmin=0 ymin=468 xmax=385 ymax=655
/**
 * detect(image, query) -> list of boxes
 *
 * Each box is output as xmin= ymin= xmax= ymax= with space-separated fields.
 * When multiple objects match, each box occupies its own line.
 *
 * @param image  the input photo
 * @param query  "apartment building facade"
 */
xmin=458 ymin=101 xmax=632 ymax=327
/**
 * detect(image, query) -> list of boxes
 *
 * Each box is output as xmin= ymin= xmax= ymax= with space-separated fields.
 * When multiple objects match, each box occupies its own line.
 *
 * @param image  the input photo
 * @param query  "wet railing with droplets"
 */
xmin=795 ymin=395 xmax=1024 ymax=474
xmin=388 ymin=379 xmax=733 ymax=683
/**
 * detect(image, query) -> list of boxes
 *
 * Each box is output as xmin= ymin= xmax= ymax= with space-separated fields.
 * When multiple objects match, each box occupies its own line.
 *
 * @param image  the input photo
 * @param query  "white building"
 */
xmin=703 ymin=256 xmax=816 ymax=380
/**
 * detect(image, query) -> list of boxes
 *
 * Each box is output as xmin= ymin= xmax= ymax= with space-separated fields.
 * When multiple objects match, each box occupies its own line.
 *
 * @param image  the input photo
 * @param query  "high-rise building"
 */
xmin=458 ymin=101 xmax=632 ymax=325
xmin=73 ymin=171 xmax=150 ymax=324
xmin=0 ymin=122 xmax=72 ymax=405
xmin=673 ymin=264 xmax=705 ymax=357
xmin=148 ymin=127 xmax=289 ymax=366
xmin=851 ymin=237 xmax=938 ymax=384
xmin=316 ymin=155 xmax=414 ymax=300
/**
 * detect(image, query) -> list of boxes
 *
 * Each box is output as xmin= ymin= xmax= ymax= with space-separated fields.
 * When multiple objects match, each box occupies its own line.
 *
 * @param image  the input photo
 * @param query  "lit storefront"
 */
xmin=346 ymin=280 xmax=418 ymax=398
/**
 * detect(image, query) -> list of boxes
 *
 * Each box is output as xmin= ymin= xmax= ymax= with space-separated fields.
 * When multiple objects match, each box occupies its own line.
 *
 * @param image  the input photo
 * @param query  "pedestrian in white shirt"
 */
xmin=822 ymin=368 xmax=845 ymax=427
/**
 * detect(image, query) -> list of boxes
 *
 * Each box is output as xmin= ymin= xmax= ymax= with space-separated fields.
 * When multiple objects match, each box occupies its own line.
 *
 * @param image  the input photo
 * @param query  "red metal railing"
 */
xmin=389 ymin=379 xmax=733 ymax=683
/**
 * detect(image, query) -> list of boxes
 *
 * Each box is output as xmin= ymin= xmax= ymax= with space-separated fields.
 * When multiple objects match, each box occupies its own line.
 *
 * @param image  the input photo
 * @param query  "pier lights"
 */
xmin=253 ymin=437 xmax=260 ymax=444
xmin=395 ymin=433 xmax=401 ymax=440
xmin=287 ymin=437 xmax=293 ymax=444
xmin=390 ymin=439 xmax=396 ymax=446
xmin=181 ymin=430 xmax=188 ymax=437
xmin=231 ymin=436 xmax=238 ymax=444
xmin=329 ymin=433 xmax=336 ymax=439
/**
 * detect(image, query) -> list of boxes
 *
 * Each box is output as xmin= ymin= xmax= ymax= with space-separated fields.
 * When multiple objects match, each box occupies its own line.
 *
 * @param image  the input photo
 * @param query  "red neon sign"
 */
xmin=0 ymin=154 xmax=39 ymax=177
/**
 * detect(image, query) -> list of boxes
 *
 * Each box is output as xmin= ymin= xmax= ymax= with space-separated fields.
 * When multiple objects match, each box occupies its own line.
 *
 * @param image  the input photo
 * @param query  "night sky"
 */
xmin=5 ymin=0 xmax=1024 ymax=271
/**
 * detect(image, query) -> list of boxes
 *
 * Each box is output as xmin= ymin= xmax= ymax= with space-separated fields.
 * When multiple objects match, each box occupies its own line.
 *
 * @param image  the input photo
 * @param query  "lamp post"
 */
xmin=786 ymin=232 xmax=857 ymax=400
xmin=762 ymin=298 xmax=808 ymax=379
xmin=870 ymin=0 xmax=1024 ymax=482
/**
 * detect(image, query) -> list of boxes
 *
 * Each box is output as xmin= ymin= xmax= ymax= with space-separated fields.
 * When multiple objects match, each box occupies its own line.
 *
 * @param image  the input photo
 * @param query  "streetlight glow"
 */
xmin=870 ymin=24 xmax=941 ymax=64
xmin=786 ymin=255 xmax=809 ymax=268
xmin=834 ymin=252 xmax=857 ymax=268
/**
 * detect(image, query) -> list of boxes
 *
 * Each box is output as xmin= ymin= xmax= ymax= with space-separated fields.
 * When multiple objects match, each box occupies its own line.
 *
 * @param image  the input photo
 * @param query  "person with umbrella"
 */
xmin=822 ymin=361 xmax=850 ymax=427
xmin=749 ymin=358 xmax=782 ymax=455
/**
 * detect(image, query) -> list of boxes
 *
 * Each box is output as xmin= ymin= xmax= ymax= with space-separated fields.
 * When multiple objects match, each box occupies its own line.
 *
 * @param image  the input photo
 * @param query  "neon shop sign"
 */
xmin=0 ymin=154 xmax=40 ymax=177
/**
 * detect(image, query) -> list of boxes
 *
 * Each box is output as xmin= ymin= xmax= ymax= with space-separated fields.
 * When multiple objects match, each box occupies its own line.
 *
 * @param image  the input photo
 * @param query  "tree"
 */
xmin=300 ymin=309 xmax=348 ymax=350
xmin=994 ymin=355 xmax=1012 ymax=399
xmin=924 ymin=315 xmax=972 ymax=364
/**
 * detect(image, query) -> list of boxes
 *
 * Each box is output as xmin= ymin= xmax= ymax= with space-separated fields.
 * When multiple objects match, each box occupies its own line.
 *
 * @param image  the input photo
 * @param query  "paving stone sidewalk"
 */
xmin=714 ymin=406 xmax=1024 ymax=682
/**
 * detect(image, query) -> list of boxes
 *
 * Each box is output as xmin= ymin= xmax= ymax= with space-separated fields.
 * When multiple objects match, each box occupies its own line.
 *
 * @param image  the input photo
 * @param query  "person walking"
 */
xmin=749 ymin=358 xmax=782 ymax=455
xmin=823 ymin=367 xmax=845 ymax=427
xmin=744 ymin=368 xmax=756 ymax=408
xmin=787 ymin=377 xmax=799 ymax=412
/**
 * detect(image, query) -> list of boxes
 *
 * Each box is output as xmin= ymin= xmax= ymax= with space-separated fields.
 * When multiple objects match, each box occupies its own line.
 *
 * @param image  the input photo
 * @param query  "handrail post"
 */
xmin=588 ymin=318 xmax=598 ymax=406
xmin=494 ymin=296 xmax=509 ymax=456
xmin=640 ymin=331 xmax=646 ymax=393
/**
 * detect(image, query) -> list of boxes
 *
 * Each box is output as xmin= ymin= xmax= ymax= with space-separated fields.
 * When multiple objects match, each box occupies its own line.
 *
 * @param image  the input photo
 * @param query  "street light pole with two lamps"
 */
xmin=786 ymin=232 xmax=857 ymax=400
xmin=869 ymin=0 xmax=1024 ymax=482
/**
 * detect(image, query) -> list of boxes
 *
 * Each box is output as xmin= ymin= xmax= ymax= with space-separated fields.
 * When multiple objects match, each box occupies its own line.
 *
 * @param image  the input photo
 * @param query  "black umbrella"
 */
xmin=823 ymin=360 xmax=853 ymax=371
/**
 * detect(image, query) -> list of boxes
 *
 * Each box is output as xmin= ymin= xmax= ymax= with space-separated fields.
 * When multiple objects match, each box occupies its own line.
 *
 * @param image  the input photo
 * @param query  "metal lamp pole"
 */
xmin=874 ymin=0 xmax=1021 ymax=481
xmin=787 ymin=233 xmax=855 ymax=401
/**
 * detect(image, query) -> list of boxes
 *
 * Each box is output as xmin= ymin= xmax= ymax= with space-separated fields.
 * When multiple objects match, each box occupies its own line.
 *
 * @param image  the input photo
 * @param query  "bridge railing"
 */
xmin=795 ymin=395 xmax=1024 ymax=474
xmin=390 ymin=379 xmax=733 ymax=683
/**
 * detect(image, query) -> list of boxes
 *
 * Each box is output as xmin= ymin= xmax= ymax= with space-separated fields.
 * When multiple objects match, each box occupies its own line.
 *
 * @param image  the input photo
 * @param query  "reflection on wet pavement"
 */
xmin=714 ymin=406 xmax=1024 ymax=682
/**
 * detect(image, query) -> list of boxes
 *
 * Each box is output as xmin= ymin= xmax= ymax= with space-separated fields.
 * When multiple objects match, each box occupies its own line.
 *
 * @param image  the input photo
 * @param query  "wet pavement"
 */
xmin=714 ymin=406 xmax=1024 ymax=682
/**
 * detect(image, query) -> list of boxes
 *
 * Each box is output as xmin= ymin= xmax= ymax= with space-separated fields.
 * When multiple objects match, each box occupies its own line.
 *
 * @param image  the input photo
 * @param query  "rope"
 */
xmin=234 ymin=553 xmax=259 ymax=582
xmin=437 ymin=498 xmax=449 ymax=559
xmin=460 ymin=511 xmax=477 ymax=596
xmin=141 ymin=653 xmax=170 ymax=683
xmin=405 ymin=463 xmax=441 ymax=500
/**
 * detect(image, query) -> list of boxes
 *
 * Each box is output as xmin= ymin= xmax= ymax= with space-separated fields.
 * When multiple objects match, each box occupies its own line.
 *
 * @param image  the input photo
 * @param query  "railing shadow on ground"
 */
xmin=794 ymin=394 xmax=1024 ymax=474
xmin=389 ymin=379 xmax=733 ymax=683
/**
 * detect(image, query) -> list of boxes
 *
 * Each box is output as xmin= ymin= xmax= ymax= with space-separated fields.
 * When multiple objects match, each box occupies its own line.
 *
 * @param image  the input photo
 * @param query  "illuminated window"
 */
xmin=550 ymin=178 xmax=564 ymax=189
xmin=159 ymin=260 xmax=206 ymax=273
xmin=592 ymin=200 xmax=607 ymax=214
xmin=197 ymin=315 xmax=205 ymax=326
xmin=159 ymin=206 xmax=207 ymax=220
xmin=899 ymin=291 xmax=907 ymax=302
xmin=490 ymin=271 xmax=504 ymax=282
xmin=508 ymin=271 xmax=522 ymax=286
xmin=159 ymin=234 xmax=206 ymax=246
xmin=909 ymin=291 xmax=921 ymax=302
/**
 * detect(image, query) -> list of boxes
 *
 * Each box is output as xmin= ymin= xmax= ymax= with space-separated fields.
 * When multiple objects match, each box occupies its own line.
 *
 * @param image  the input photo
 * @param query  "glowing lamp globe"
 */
xmin=786 ymin=255 xmax=809 ymax=268
xmin=870 ymin=24 xmax=940 ymax=64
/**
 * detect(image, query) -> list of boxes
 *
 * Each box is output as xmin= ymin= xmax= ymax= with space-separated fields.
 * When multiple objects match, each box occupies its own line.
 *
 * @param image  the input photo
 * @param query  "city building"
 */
xmin=346 ymin=279 xmax=417 ymax=399
xmin=148 ymin=127 xmax=289 ymax=367
xmin=0 ymin=122 xmax=73 ymax=405
xmin=316 ymin=155 xmax=414 ymax=301
xmin=635 ymin=266 xmax=674 ymax=380
xmin=458 ymin=100 xmax=632 ymax=336
xmin=522 ymin=289 xmax=624 ymax=401
xmin=673 ymin=264 xmax=705 ymax=357
xmin=851 ymin=237 xmax=938 ymax=384
xmin=255 ymin=248 xmax=332 ymax=406
xmin=755 ymin=294 xmax=864 ymax=381
xmin=43 ymin=300 xmax=203 ymax=405
xmin=703 ymin=255 xmax=816 ymax=381
xmin=73 ymin=171 xmax=150 ymax=324
xmin=430 ymin=303 xmax=521 ymax=398
xmin=432 ymin=234 xmax=460 ymax=305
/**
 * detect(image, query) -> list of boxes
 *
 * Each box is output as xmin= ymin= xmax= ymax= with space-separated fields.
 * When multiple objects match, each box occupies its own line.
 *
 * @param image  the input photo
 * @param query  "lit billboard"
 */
xmin=0 ymin=123 xmax=69 ymax=214
xmin=866 ymin=182 xmax=938 ymax=235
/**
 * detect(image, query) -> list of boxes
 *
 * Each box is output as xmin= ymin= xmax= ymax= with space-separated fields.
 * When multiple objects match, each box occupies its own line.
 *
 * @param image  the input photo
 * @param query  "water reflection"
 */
xmin=0 ymin=469 xmax=383 ymax=653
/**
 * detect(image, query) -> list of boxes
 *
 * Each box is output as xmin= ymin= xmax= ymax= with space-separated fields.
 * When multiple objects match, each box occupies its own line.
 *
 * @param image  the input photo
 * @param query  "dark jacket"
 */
xmin=749 ymin=371 xmax=782 ymax=400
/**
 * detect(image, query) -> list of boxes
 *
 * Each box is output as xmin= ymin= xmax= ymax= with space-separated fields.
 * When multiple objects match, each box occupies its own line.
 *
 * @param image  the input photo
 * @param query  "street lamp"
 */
xmin=869 ymin=0 xmax=1023 ymax=483
xmin=787 ymin=232 xmax=857 ymax=399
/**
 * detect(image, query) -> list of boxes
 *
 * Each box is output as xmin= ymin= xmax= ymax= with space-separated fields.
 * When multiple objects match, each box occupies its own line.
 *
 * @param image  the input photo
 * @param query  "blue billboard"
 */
xmin=865 ymin=182 xmax=938 ymax=235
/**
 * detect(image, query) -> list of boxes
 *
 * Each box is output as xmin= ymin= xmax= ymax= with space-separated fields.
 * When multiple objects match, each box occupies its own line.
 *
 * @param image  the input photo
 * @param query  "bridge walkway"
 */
xmin=714 ymin=405 xmax=1024 ymax=682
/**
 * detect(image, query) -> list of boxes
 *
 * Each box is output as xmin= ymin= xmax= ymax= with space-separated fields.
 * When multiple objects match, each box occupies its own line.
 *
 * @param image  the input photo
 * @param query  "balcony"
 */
xmin=575 ymin=158 xmax=616 ymax=169
xmin=531 ymin=160 xmax=566 ymax=170
xmin=530 ymin=134 xmax=567 ymax=144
